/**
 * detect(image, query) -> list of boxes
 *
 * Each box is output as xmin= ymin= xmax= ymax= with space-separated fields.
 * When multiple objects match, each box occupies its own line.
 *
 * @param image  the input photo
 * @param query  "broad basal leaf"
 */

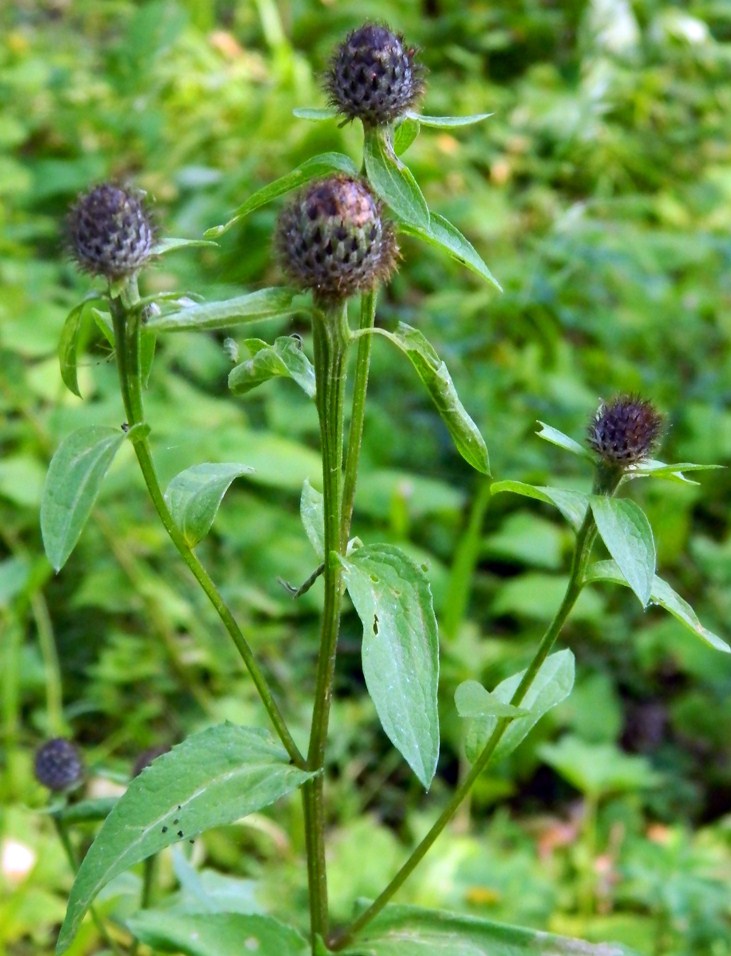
xmin=344 ymin=903 xmax=640 ymax=956
xmin=490 ymin=480 xmax=589 ymax=532
xmin=590 ymin=496 xmax=655 ymax=607
xmin=377 ymin=323 xmax=489 ymax=475
xmin=585 ymin=560 xmax=730 ymax=653
xmin=205 ymin=152 xmax=359 ymax=237
xmin=128 ymin=911 xmax=308 ymax=956
xmin=363 ymin=128 xmax=430 ymax=229
xmin=41 ymin=426 xmax=128 ymax=572
xmin=300 ymin=479 xmax=324 ymax=559
xmin=229 ymin=337 xmax=315 ymax=398
xmin=340 ymin=544 xmax=439 ymax=789
xmin=164 ymin=463 xmax=253 ymax=547
xmin=463 ymin=650 xmax=575 ymax=764
xmin=399 ymin=212 xmax=502 ymax=290
xmin=56 ymin=724 xmax=314 ymax=954
xmin=146 ymin=288 xmax=307 ymax=333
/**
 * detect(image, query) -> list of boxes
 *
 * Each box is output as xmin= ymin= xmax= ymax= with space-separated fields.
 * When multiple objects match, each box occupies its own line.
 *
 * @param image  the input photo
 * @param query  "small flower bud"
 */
xmin=325 ymin=24 xmax=425 ymax=127
xmin=34 ymin=738 xmax=85 ymax=792
xmin=66 ymin=183 xmax=154 ymax=281
xmin=587 ymin=396 xmax=664 ymax=468
xmin=275 ymin=175 xmax=398 ymax=304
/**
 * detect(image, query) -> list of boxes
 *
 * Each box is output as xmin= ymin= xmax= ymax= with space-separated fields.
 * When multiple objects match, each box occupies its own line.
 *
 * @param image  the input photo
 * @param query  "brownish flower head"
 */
xmin=34 ymin=738 xmax=85 ymax=792
xmin=324 ymin=23 xmax=425 ymax=127
xmin=587 ymin=395 xmax=664 ymax=468
xmin=66 ymin=183 xmax=154 ymax=281
xmin=275 ymin=175 xmax=398 ymax=304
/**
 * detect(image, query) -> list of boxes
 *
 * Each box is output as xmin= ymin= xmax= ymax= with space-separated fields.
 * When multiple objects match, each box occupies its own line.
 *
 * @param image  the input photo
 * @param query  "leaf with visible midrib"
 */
xmin=164 ymin=463 xmax=252 ymax=547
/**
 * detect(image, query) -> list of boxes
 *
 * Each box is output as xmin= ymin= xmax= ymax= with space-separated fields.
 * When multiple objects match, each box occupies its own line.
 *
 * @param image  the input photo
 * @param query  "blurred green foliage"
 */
xmin=1 ymin=0 xmax=730 ymax=953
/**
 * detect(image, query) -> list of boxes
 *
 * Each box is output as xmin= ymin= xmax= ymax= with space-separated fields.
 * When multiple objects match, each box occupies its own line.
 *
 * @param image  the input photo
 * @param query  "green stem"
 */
xmin=442 ymin=476 xmax=492 ymax=641
xmin=109 ymin=294 xmax=303 ymax=768
xmin=302 ymin=302 xmax=350 ymax=946
xmin=330 ymin=505 xmax=599 ymax=950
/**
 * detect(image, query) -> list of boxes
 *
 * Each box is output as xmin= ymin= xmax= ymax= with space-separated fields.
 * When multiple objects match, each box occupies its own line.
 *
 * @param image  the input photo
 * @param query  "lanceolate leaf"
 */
xmin=344 ymin=903 xmax=640 ymax=956
xmin=590 ymin=496 xmax=655 ymax=607
xmin=363 ymin=128 xmax=430 ymax=229
xmin=204 ymin=152 xmax=359 ymax=237
xmin=393 ymin=117 xmax=420 ymax=155
xmin=376 ymin=323 xmax=490 ymax=475
xmin=300 ymin=479 xmax=324 ymax=559
xmin=340 ymin=544 xmax=440 ymax=789
xmin=56 ymin=724 xmax=314 ymax=954
xmin=490 ymin=480 xmax=588 ymax=532
xmin=164 ymin=463 xmax=253 ymax=547
xmin=292 ymin=107 xmax=338 ymax=121
xmin=146 ymin=288 xmax=307 ymax=333
xmin=406 ymin=110 xmax=494 ymax=128
xmin=536 ymin=421 xmax=593 ymax=460
xmin=58 ymin=296 xmax=105 ymax=398
xmin=152 ymin=237 xmax=219 ymax=255
xmin=399 ymin=212 xmax=502 ymax=290
xmin=463 ymin=650 xmax=575 ymax=764
xmin=128 ymin=911 xmax=309 ymax=956
xmin=229 ymin=337 xmax=316 ymax=398
xmin=585 ymin=560 xmax=731 ymax=654
xmin=41 ymin=426 xmax=128 ymax=572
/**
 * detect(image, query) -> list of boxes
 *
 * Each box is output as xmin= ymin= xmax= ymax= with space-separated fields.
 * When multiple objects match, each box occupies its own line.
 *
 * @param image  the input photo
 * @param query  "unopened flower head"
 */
xmin=325 ymin=23 xmax=425 ymax=127
xmin=275 ymin=175 xmax=398 ymax=304
xmin=34 ymin=738 xmax=85 ymax=792
xmin=66 ymin=183 xmax=154 ymax=281
xmin=587 ymin=395 xmax=664 ymax=468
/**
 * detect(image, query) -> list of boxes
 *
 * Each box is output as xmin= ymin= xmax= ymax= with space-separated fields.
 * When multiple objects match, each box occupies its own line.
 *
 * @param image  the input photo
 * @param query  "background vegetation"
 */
xmin=1 ymin=0 xmax=730 ymax=953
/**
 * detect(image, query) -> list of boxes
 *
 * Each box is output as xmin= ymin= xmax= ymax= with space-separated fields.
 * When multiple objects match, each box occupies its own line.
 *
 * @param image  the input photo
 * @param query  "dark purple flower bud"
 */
xmin=587 ymin=396 xmax=664 ymax=468
xmin=34 ymin=738 xmax=85 ymax=792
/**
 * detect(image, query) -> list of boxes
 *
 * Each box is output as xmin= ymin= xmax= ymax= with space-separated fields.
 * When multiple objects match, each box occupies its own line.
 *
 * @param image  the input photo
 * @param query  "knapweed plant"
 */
xmin=39 ymin=22 xmax=727 ymax=956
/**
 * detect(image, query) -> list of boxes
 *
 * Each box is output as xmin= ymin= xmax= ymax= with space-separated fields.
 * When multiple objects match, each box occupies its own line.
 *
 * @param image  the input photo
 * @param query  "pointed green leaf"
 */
xmin=399 ymin=212 xmax=502 ymax=290
xmin=345 ymin=903 xmax=640 ymax=956
xmin=90 ymin=307 xmax=114 ymax=345
xmin=590 ymin=496 xmax=655 ymax=607
xmin=229 ymin=336 xmax=315 ymax=398
xmin=58 ymin=297 xmax=105 ymax=398
xmin=164 ymin=463 xmax=253 ymax=547
xmin=376 ymin=323 xmax=489 ymax=474
xmin=393 ymin=117 xmax=420 ymax=155
xmin=300 ymin=479 xmax=324 ymax=559
xmin=146 ymin=288 xmax=307 ymax=332
xmin=152 ymin=237 xmax=219 ymax=255
xmin=292 ymin=107 xmax=338 ymax=121
xmin=340 ymin=544 xmax=439 ymax=789
xmin=536 ymin=421 xmax=593 ymax=459
xmin=205 ymin=152 xmax=359 ymax=237
xmin=363 ymin=128 xmax=430 ymax=229
xmin=56 ymin=724 xmax=314 ymax=954
xmin=41 ymin=426 xmax=128 ymax=572
xmin=585 ymin=560 xmax=730 ymax=654
xmin=406 ymin=110 xmax=494 ymax=128
xmin=128 ymin=911 xmax=309 ymax=956
xmin=455 ymin=681 xmax=528 ymax=719
xmin=631 ymin=457 xmax=724 ymax=484
xmin=463 ymin=650 xmax=575 ymax=764
xmin=490 ymin=480 xmax=589 ymax=532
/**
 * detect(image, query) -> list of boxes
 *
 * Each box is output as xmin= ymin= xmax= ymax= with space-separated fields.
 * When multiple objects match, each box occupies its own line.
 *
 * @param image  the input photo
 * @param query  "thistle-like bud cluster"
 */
xmin=276 ymin=175 xmax=398 ymax=304
xmin=587 ymin=396 xmax=664 ymax=468
xmin=325 ymin=24 xmax=424 ymax=127
xmin=34 ymin=738 xmax=85 ymax=792
xmin=66 ymin=183 xmax=154 ymax=281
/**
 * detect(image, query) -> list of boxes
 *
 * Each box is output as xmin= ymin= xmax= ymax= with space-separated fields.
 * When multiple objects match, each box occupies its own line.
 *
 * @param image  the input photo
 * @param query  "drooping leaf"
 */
xmin=164 ymin=463 xmax=253 ymax=547
xmin=490 ymin=480 xmax=589 ymax=532
xmin=376 ymin=323 xmax=489 ymax=475
xmin=406 ymin=110 xmax=494 ymax=128
xmin=399 ymin=212 xmax=502 ymax=290
xmin=152 ymin=237 xmax=219 ymax=255
xmin=363 ymin=128 xmax=430 ymax=229
xmin=590 ymin=496 xmax=655 ymax=607
xmin=58 ymin=296 xmax=105 ymax=397
xmin=292 ymin=107 xmax=338 ymax=121
xmin=463 ymin=650 xmax=575 ymax=764
xmin=585 ymin=560 xmax=730 ymax=653
xmin=229 ymin=337 xmax=316 ymax=398
xmin=41 ymin=426 xmax=128 ymax=572
xmin=56 ymin=724 xmax=314 ymax=954
xmin=146 ymin=288 xmax=307 ymax=333
xmin=455 ymin=680 xmax=528 ymax=719
xmin=340 ymin=544 xmax=439 ymax=789
xmin=535 ymin=421 xmax=593 ymax=460
xmin=300 ymin=479 xmax=324 ymax=559
xmin=343 ymin=903 xmax=640 ymax=956
xmin=204 ymin=152 xmax=359 ymax=237
xmin=128 ymin=911 xmax=309 ymax=956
